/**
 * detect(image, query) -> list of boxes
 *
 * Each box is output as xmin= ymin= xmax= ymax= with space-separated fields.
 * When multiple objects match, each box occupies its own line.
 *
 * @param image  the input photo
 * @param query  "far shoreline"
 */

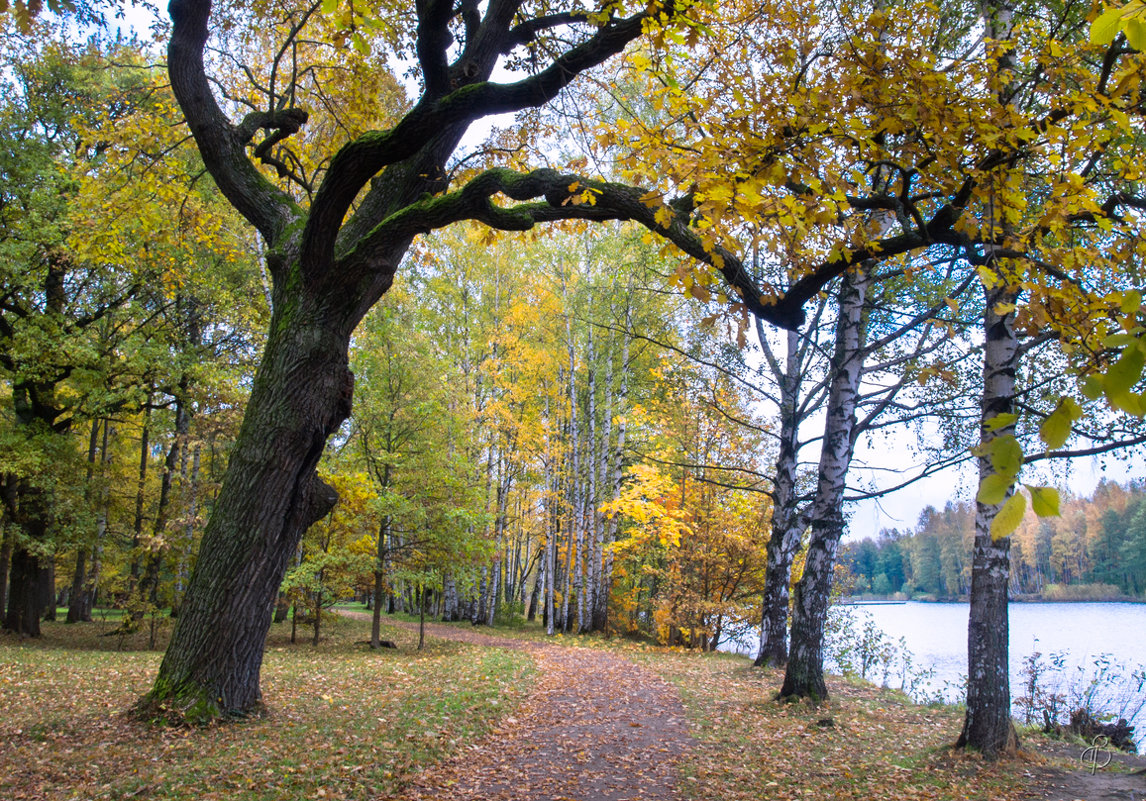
xmin=839 ymin=595 xmax=1146 ymax=605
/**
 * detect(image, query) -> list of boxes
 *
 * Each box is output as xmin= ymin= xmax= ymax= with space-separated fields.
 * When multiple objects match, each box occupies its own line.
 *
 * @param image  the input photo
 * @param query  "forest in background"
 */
xmin=840 ymin=480 xmax=1146 ymax=600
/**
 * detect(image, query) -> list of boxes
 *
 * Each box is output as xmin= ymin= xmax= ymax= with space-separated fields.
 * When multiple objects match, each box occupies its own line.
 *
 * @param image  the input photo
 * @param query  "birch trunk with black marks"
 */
xmin=583 ymin=328 xmax=598 ymax=633
xmin=956 ymin=281 xmax=1021 ymax=758
xmin=955 ymin=0 xmax=1021 ymax=757
xmin=780 ymin=267 xmax=871 ymax=700
xmin=589 ymin=349 xmax=612 ymax=632
xmin=755 ymin=326 xmax=806 ymax=667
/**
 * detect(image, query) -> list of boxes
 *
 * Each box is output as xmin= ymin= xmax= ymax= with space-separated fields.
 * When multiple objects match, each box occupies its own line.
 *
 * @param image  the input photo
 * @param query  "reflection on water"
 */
xmin=722 ymin=601 xmax=1146 ymax=729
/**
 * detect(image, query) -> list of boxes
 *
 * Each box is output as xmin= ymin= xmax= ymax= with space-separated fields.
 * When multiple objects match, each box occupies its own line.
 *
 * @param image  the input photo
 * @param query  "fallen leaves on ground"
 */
xmin=634 ymin=651 xmax=1030 ymax=801
xmin=394 ymin=620 xmax=691 ymax=801
xmin=0 ymin=614 xmax=532 ymax=800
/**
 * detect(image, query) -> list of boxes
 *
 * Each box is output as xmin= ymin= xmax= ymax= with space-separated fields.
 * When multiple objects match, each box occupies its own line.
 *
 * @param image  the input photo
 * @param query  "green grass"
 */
xmin=0 ymin=612 xmax=533 ymax=800
xmin=0 ymin=611 xmax=1061 ymax=801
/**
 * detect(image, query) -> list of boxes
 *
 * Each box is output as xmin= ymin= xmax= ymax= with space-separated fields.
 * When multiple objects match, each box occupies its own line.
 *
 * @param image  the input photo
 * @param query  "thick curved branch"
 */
xmin=300 ymin=3 xmax=666 ymax=284
xmin=168 ymin=0 xmax=300 ymax=247
xmin=345 ymin=167 xmax=987 ymax=332
xmin=504 ymin=11 xmax=592 ymax=49
xmin=340 ymin=167 xmax=808 ymax=328
xmin=416 ymin=0 xmax=456 ymax=98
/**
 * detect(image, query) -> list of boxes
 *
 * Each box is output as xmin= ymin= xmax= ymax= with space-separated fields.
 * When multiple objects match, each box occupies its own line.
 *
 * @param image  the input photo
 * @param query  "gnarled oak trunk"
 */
xmin=142 ymin=295 xmax=349 ymax=719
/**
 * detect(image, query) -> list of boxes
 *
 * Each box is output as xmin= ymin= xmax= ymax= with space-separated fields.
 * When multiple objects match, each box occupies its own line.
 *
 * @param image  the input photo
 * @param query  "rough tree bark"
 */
xmin=754 ymin=326 xmax=807 ymax=667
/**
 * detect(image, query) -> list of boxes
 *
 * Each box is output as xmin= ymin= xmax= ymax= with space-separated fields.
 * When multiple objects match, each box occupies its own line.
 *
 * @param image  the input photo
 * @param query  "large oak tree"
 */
xmin=146 ymin=0 xmax=854 ymax=720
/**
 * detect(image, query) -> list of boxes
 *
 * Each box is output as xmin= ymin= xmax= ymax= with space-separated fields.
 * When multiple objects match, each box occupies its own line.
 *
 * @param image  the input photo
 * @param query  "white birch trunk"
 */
xmin=780 ymin=266 xmax=871 ymax=700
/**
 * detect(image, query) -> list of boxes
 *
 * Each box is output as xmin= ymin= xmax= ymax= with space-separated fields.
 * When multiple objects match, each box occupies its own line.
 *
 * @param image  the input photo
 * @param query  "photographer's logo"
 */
xmin=1080 ymin=735 xmax=1113 ymax=775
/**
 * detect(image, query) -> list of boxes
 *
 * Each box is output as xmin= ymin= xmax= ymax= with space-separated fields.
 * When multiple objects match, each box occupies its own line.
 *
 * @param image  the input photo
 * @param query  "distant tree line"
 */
xmin=840 ymin=480 xmax=1146 ymax=601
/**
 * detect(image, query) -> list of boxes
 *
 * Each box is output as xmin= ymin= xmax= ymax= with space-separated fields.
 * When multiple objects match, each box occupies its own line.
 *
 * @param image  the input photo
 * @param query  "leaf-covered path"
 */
xmin=369 ymin=618 xmax=693 ymax=801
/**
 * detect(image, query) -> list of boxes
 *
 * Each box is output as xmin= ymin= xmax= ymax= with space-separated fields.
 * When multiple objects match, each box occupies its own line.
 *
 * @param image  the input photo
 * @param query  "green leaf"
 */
xmin=990 ymin=492 xmax=1027 ymax=540
xmin=1027 ymin=485 xmax=1061 ymax=517
xmin=1121 ymin=290 xmax=1143 ymax=315
xmin=1080 ymin=375 xmax=1104 ymax=400
xmin=984 ymin=412 xmax=1018 ymax=431
xmin=988 ymin=435 xmax=1023 ymax=477
xmin=1039 ymin=397 xmax=1081 ymax=449
xmin=321 ymin=0 xmax=339 ymax=14
xmin=1108 ymin=389 xmax=1146 ymax=416
xmin=1091 ymin=6 xmax=1126 ymax=44
xmin=1126 ymin=18 xmax=1146 ymax=49
xmin=1106 ymin=345 xmax=1145 ymax=396
xmin=1104 ymin=332 xmax=1138 ymax=348
xmin=977 ymin=473 xmax=1014 ymax=505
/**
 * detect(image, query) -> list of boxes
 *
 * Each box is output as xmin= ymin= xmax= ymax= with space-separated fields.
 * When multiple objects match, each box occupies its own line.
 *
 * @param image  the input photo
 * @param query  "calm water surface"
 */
xmin=726 ymin=601 xmax=1146 ymax=728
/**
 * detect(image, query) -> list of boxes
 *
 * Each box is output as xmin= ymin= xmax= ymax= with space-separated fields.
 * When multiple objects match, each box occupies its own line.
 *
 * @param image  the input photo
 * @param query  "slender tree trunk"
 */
xmin=371 ymin=461 xmax=392 ymax=648
xmin=599 ymin=330 xmax=629 ymax=633
xmin=756 ymin=328 xmax=805 ymax=667
xmin=590 ymin=354 xmax=611 ymax=632
xmin=582 ymin=329 xmax=598 ymax=632
xmin=780 ymin=267 xmax=871 ymax=700
xmin=0 ymin=474 xmax=13 ymax=619
xmin=370 ymin=515 xmax=391 ymax=647
xmin=544 ymin=395 xmax=557 ymax=636
xmin=312 ymin=579 xmax=322 ymax=646
xmin=66 ymin=549 xmax=89 ymax=623
xmin=0 ymin=524 xmax=11 ymax=621
xmin=564 ymin=310 xmax=584 ymax=635
xmin=41 ymin=561 xmax=56 ymax=621
xmin=442 ymin=573 xmax=458 ymax=621
xmin=67 ymin=419 xmax=104 ymax=624
xmin=418 ymin=584 xmax=426 ymax=651
xmin=528 ymin=551 xmax=543 ymax=621
xmin=141 ymin=402 xmax=187 ymax=614
xmin=173 ymin=441 xmax=200 ymax=614
xmin=129 ymin=401 xmax=153 ymax=601
xmin=956 ymin=282 xmax=1021 ymax=758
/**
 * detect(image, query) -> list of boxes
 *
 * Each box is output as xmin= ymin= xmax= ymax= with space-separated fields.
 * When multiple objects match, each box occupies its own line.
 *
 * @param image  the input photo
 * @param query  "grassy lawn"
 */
xmin=0 ymin=612 xmax=533 ymax=800
xmin=1 ymin=609 xmax=1077 ymax=801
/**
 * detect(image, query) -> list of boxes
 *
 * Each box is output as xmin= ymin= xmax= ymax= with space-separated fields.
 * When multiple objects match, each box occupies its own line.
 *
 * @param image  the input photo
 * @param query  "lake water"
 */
xmin=723 ymin=601 xmax=1146 ymax=730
